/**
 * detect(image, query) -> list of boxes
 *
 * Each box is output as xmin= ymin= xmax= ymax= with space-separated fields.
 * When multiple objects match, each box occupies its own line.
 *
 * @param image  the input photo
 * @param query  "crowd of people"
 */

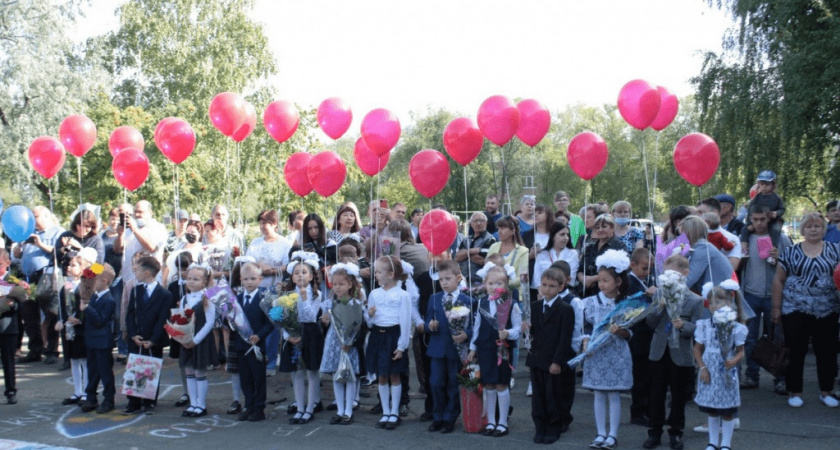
xmin=1 ymin=169 xmax=839 ymax=450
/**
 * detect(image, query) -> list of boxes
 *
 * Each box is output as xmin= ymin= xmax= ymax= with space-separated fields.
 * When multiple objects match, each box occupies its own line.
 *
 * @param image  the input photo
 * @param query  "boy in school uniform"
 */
xmin=627 ymin=248 xmax=657 ymax=427
xmin=424 ymin=261 xmax=474 ymax=434
xmin=123 ymin=256 xmax=172 ymax=415
xmin=79 ymin=264 xmax=118 ymax=414
xmin=235 ymin=263 xmax=273 ymax=422
xmin=527 ymin=268 xmax=577 ymax=444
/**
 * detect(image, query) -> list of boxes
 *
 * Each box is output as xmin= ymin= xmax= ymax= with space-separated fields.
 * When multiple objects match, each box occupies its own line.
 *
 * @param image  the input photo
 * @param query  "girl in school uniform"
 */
xmin=57 ymin=252 xmax=92 ymax=406
xmin=179 ymin=264 xmax=216 ymax=417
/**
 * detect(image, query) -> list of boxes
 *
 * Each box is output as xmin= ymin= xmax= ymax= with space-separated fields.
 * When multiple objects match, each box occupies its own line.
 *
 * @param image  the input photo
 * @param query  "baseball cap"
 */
xmin=714 ymin=194 xmax=736 ymax=205
xmin=176 ymin=209 xmax=190 ymax=221
xmin=757 ymin=170 xmax=777 ymax=182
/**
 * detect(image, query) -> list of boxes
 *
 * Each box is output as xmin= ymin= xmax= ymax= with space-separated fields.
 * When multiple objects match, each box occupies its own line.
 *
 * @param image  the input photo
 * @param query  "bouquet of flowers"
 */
xmin=206 ymin=285 xmax=262 ymax=361
xmin=478 ymin=287 xmax=516 ymax=368
xmin=443 ymin=295 xmax=472 ymax=362
xmin=259 ymin=291 xmax=300 ymax=333
xmin=457 ymin=363 xmax=482 ymax=393
xmin=330 ymin=297 xmax=364 ymax=383
xmin=3 ymin=274 xmax=32 ymax=300
xmin=568 ymin=293 xmax=655 ymax=368
xmin=164 ymin=308 xmax=195 ymax=346
xmin=713 ymin=305 xmax=739 ymax=387
xmin=657 ymin=270 xmax=687 ymax=349
xmin=63 ymin=286 xmax=79 ymax=341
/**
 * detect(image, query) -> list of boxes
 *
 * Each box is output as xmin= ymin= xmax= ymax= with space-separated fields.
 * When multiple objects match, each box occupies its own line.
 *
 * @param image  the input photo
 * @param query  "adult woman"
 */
xmin=578 ymin=214 xmax=625 ymax=298
xmin=612 ymin=201 xmax=645 ymax=254
xmin=772 ymin=213 xmax=840 ymax=408
xmin=681 ymin=215 xmax=734 ymax=294
xmin=55 ymin=210 xmax=104 ymax=274
xmin=523 ymin=204 xmax=555 ymax=302
xmin=246 ymin=210 xmax=291 ymax=290
xmin=162 ymin=220 xmax=207 ymax=285
xmin=488 ymin=216 xmax=529 ymax=287
xmin=290 ymin=213 xmax=336 ymax=268
xmin=576 ymin=203 xmax=609 ymax=251
xmin=517 ymin=195 xmax=537 ymax=235
xmin=655 ymin=205 xmax=692 ymax=275
xmin=533 ymin=222 xmax=579 ymax=294
xmin=328 ymin=204 xmax=362 ymax=244
xmin=203 ymin=221 xmax=231 ymax=280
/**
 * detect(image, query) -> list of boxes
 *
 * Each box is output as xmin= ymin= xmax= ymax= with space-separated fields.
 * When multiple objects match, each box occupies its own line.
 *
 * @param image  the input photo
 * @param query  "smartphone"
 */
xmin=119 ymin=213 xmax=126 ymax=227
xmin=25 ymin=236 xmax=36 ymax=244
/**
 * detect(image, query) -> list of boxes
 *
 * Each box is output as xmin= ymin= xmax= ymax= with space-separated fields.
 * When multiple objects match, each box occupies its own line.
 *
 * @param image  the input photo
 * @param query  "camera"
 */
xmin=119 ymin=213 xmax=127 ymax=227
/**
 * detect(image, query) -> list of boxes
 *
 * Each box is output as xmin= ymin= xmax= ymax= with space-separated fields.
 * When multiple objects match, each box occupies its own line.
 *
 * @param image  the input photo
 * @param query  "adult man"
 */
xmin=78 ymin=264 xmax=118 ymax=414
xmin=208 ymin=205 xmax=245 ymax=251
xmin=714 ymin=194 xmax=745 ymax=237
xmin=697 ymin=198 xmax=741 ymax=270
xmin=823 ymin=200 xmax=840 ymax=243
xmin=483 ymin=195 xmax=502 ymax=237
xmin=410 ymin=208 xmax=423 ymax=242
xmin=114 ymin=201 xmax=168 ymax=284
xmin=391 ymin=202 xmax=407 ymax=222
xmin=360 ymin=199 xmax=390 ymax=241
xmin=165 ymin=209 xmax=190 ymax=254
xmin=14 ymin=206 xmax=64 ymax=363
xmin=455 ymin=212 xmax=497 ymax=284
xmin=739 ymin=205 xmax=790 ymax=394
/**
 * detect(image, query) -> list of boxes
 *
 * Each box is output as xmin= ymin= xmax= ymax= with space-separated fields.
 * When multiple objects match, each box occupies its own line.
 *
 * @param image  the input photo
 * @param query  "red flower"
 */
xmin=708 ymin=231 xmax=734 ymax=251
xmin=232 ymin=246 xmax=241 ymax=258
xmin=184 ymin=309 xmax=194 ymax=318
xmin=82 ymin=268 xmax=97 ymax=279
xmin=176 ymin=317 xmax=189 ymax=325
xmin=171 ymin=314 xmax=183 ymax=322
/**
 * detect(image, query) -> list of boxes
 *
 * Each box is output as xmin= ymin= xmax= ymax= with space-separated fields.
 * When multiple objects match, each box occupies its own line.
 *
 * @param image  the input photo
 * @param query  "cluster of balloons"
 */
xmin=283 ymin=151 xmax=347 ymax=198
xmin=617 ymin=80 xmax=679 ymax=132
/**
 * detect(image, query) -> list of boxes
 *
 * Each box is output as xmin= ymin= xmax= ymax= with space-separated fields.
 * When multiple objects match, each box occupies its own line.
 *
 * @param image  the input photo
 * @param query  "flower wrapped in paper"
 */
xmin=657 ymin=270 xmax=687 ymax=349
xmin=478 ymin=288 xmax=516 ymax=368
xmin=259 ymin=291 xmax=301 ymax=335
xmin=712 ymin=305 xmax=739 ymax=387
xmin=444 ymin=295 xmax=472 ymax=362
xmin=457 ymin=363 xmax=482 ymax=393
xmin=568 ymin=293 xmax=655 ymax=368
xmin=164 ymin=308 xmax=196 ymax=346
xmin=206 ymin=285 xmax=263 ymax=361
xmin=330 ymin=298 xmax=364 ymax=383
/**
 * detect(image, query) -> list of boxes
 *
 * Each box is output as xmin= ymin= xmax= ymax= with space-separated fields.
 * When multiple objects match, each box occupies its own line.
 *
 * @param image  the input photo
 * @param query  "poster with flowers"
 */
xmin=121 ymin=353 xmax=163 ymax=400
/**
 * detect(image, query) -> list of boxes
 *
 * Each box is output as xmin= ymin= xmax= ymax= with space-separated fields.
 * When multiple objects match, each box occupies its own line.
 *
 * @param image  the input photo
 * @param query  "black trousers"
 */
xmin=413 ymin=334 xmax=433 ymax=414
xmin=86 ymin=347 xmax=115 ymax=405
xmin=648 ymin=348 xmax=694 ymax=435
xmin=0 ymin=334 xmax=16 ymax=396
xmin=782 ymin=311 xmax=839 ymax=393
xmin=20 ymin=301 xmax=43 ymax=356
xmin=630 ymin=347 xmax=651 ymax=419
xmin=530 ymin=367 xmax=575 ymax=437
xmin=126 ymin=345 xmax=163 ymax=407
xmin=238 ymin=347 xmax=267 ymax=413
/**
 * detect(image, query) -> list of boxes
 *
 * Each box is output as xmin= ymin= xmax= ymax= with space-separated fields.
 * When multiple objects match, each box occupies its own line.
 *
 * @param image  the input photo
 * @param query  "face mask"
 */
xmin=614 ymin=218 xmax=630 ymax=226
xmin=134 ymin=218 xmax=146 ymax=228
xmin=185 ymin=233 xmax=197 ymax=244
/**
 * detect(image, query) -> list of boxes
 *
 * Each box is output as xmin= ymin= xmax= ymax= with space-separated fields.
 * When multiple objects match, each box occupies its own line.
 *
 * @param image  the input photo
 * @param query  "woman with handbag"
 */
xmin=771 ymin=212 xmax=840 ymax=408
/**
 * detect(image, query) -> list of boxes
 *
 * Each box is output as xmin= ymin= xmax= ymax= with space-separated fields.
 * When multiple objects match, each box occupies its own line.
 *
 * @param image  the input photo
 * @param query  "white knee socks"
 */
xmin=195 ymin=372 xmax=208 ymax=410
xmin=186 ymin=373 xmax=197 ymax=409
xmin=345 ymin=381 xmax=357 ymax=417
xmin=334 ymin=381 xmax=346 ymax=416
xmin=389 ymin=384 xmax=401 ymax=419
xmin=230 ymin=373 xmax=242 ymax=402
xmin=608 ymin=391 xmax=621 ymax=438
xmin=486 ymin=389 xmax=498 ymax=425
xmin=71 ymin=359 xmax=86 ymax=397
xmin=306 ymin=370 xmax=319 ymax=413
xmin=708 ymin=416 xmax=721 ymax=446
xmin=292 ymin=370 xmax=306 ymax=413
xmin=378 ymin=384 xmax=391 ymax=416
xmin=497 ymin=388 xmax=511 ymax=427
xmin=593 ymin=391 xmax=620 ymax=437
xmin=720 ymin=418 xmax=735 ymax=448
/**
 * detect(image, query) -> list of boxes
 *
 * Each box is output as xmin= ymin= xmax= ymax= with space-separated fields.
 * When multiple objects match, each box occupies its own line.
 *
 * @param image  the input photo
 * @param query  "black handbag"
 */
xmin=751 ymin=323 xmax=790 ymax=377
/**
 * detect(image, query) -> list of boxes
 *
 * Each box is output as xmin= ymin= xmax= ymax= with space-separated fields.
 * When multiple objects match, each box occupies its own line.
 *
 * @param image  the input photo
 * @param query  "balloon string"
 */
xmin=175 ymin=164 xmax=180 ymax=222
xmin=225 ymin=140 xmax=231 ymax=208
xmin=76 ymin=157 xmax=83 ymax=209
xmin=463 ymin=164 xmax=471 ymax=289
xmin=499 ymin=143 xmax=511 ymax=215
xmin=48 ymin=177 xmax=54 ymax=214
xmin=653 ymin=133 xmax=660 ymax=220
xmin=237 ymin=141 xmax=243 ymax=232
xmin=640 ymin=130 xmax=654 ymax=220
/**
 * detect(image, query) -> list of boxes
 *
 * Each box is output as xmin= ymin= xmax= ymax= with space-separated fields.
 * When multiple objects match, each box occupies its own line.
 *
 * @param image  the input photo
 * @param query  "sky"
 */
xmin=75 ymin=0 xmax=733 ymax=128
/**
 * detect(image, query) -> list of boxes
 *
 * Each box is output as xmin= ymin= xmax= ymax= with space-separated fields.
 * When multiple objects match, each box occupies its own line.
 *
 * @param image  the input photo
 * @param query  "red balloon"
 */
xmin=477 ymin=95 xmax=521 ymax=147
xmin=231 ymin=102 xmax=257 ymax=143
xmin=673 ymin=133 xmax=720 ymax=187
xmin=515 ymin=99 xmax=550 ymax=147
xmin=284 ymin=152 xmax=313 ymax=197
xmin=209 ymin=92 xmax=247 ymax=137
xmin=27 ymin=136 xmax=66 ymax=179
xmin=154 ymin=117 xmax=178 ymax=147
xmin=156 ymin=118 xmax=196 ymax=164
xmin=409 ymin=149 xmax=450 ymax=199
xmin=419 ymin=209 xmax=457 ymax=255
xmin=317 ymin=97 xmax=353 ymax=140
xmin=443 ymin=117 xmax=483 ymax=166
xmin=59 ymin=115 xmax=96 ymax=157
xmin=112 ymin=148 xmax=149 ymax=191
xmin=354 ymin=138 xmax=390 ymax=176
xmin=567 ymin=132 xmax=609 ymax=180
xmin=308 ymin=151 xmax=347 ymax=197
xmin=617 ymin=80 xmax=661 ymax=130
xmin=361 ymin=108 xmax=401 ymax=156
xmin=108 ymin=126 xmax=144 ymax=157
xmin=650 ymin=86 xmax=679 ymax=131
xmin=263 ymin=100 xmax=299 ymax=144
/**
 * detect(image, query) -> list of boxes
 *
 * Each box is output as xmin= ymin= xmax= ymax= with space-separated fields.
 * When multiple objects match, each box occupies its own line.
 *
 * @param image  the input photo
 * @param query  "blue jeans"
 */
xmin=743 ymin=292 xmax=783 ymax=383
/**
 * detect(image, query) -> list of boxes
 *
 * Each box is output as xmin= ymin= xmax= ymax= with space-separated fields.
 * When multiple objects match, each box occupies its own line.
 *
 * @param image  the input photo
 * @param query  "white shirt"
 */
xmin=565 ymin=291 xmax=585 ymax=352
xmin=246 ymin=235 xmax=292 ymax=288
xmin=469 ymin=298 xmax=522 ymax=351
xmin=532 ymin=247 xmax=579 ymax=288
xmin=366 ymin=285 xmax=412 ymax=352
xmin=121 ymin=219 xmax=169 ymax=283
xmin=182 ymin=291 xmax=215 ymax=345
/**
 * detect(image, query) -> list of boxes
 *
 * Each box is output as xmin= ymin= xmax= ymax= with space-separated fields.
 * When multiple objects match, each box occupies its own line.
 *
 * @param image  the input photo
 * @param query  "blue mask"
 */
xmin=614 ymin=218 xmax=630 ymax=226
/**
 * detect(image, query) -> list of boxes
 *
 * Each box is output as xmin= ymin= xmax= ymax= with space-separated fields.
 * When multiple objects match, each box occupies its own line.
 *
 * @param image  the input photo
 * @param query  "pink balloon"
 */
xmin=231 ymin=102 xmax=257 ymax=143
xmin=284 ymin=152 xmax=313 ymax=197
xmin=567 ymin=132 xmax=609 ymax=180
xmin=112 ymin=148 xmax=149 ymax=191
xmin=477 ymin=95 xmax=520 ymax=147
xmin=650 ymin=86 xmax=679 ymax=131
xmin=443 ymin=117 xmax=483 ymax=166
xmin=28 ymin=136 xmax=66 ymax=179
xmin=361 ymin=108 xmax=401 ymax=156
xmin=617 ymin=80 xmax=661 ymax=130
xmin=154 ymin=117 xmax=178 ymax=147
xmin=419 ymin=209 xmax=457 ymax=255
xmin=308 ymin=151 xmax=347 ymax=197
xmin=409 ymin=149 xmax=450 ymax=199
xmin=515 ymin=99 xmax=550 ymax=147
xmin=59 ymin=115 xmax=96 ymax=157
xmin=317 ymin=97 xmax=353 ymax=140
xmin=354 ymin=138 xmax=390 ymax=176
xmin=208 ymin=92 xmax=247 ymax=137
xmin=263 ymin=100 xmax=300 ymax=144
xmin=108 ymin=126 xmax=144 ymax=157
xmin=673 ymin=133 xmax=720 ymax=187
xmin=156 ymin=118 xmax=196 ymax=164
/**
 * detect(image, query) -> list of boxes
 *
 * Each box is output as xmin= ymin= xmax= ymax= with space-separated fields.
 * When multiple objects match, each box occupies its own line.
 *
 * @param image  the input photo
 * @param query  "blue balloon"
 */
xmin=2 ymin=205 xmax=36 ymax=243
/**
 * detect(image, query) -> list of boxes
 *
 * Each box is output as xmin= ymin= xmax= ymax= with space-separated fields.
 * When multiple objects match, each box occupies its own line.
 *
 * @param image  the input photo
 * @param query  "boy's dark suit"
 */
xmin=84 ymin=290 xmax=117 ymax=409
xmin=424 ymin=291 xmax=474 ymax=424
xmin=234 ymin=290 xmax=273 ymax=420
xmin=125 ymin=282 xmax=172 ymax=410
xmin=0 ymin=281 xmax=26 ymax=402
xmin=526 ymin=296 xmax=576 ymax=442
xmin=626 ymin=273 xmax=655 ymax=423
xmin=414 ymin=270 xmax=440 ymax=417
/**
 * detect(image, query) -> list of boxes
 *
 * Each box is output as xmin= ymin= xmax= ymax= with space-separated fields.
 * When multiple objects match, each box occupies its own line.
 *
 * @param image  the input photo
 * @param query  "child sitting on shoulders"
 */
xmin=740 ymin=170 xmax=785 ymax=253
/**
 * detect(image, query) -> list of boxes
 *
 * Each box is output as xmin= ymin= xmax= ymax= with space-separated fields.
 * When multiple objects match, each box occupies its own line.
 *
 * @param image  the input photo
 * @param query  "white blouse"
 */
xmin=468 ymin=299 xmax=522 ymax=351
xmin=181 ymin=291 xmax=215 ymax=346
xmin=246 ymin=235 xmax=292 ymax=288
xmin=532 ymin=247 xmax=579 ymax=289
xmin=366 ymin=285 xmax=412 ymax=352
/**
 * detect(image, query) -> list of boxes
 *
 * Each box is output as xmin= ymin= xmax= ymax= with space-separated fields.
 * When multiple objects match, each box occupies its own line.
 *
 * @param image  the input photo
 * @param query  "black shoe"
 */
xmin=80 ymin=401 xmax=98 ymax=412
xmin=174 ymin=394 xmax=190 ymax=407
xmin=192 ymin=408 xmax=208 ymax=418
xmin=313 ymin=401 xmax=324 ymax=413
xmin=297 ymin=412 xmax=313 ymax=424
xmin=62 ymin=396 xmax=81 ymax=406
xmin=533 ymin=435 xmax=545 ymax=444
xmin=144 ymin=405 xmax=156 ymax=415
xmin=419 ymin=411 xmax=434 ymax=422
xmin=632 ymin=415 xmax=652 ymax=426
xmin=96 ymin=403 xmax=114 ymax=414
xmin=427 ymin=421 xmax=444 ymax=432
xmin=59 ymin=360 xmax=71 ymax=371
xmin=559 ymin=422 xmax=570 ymax=434
xmin=493 ymin=425 xmax=509 ymax=437
xmin=237 ymin=411 xmax=250 ymax=421
xmin=248 ymin=410 xmax=266 ymax=422
xmin=440 ymin=421 xmax=455 ymax=434
xmin=669 ymin=433 xmax=684 ymax=450
xmin=227 ymin=401 xmax=242 ymax=415
xmin=543 ymin=434 xmax=559 ymax=444
xmin=482 ymin=424 xmax=496 ymax=436
xmin=5 ymin=393 xmax=15 ymax=405
xmin=327 ymin=402 xmax=338 ymax=411
xmin=330 ymin=414 xmax=343 ymax=425
xmin=384 ymin=417 xmax=399 ymax=430
xmin=121 ymin=405 xmax=142 ymax=415
xmin=644 ymin=431 xmax=662 ymax=449
xmin=17 ymin=353 xmax=41 ymax=363
xmin=286 ymin=403 xmax=298 ymax=415
xmin=43 ymin=355 xmax=58 ymax=365
xmin=369 ymin=403 xmax=383 ymax=414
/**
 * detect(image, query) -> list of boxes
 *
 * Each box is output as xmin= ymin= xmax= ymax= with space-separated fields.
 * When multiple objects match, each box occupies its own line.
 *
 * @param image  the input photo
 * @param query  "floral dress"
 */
xmin=693 ymin=319 xmax=747 ymax=411
xmin=319 ymin=297 xmax=363 ymax=374
xmin=581 ymin=293 xmax=633 ymax=391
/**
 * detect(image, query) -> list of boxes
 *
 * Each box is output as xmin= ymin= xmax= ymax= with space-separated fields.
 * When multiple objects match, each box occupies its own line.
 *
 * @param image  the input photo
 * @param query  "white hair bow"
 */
xmin=595 ymin=249 xmax=630 ymax=274
xmin=330 ymin=262 xmax=360 ymax=277
xmin=234 ymin=256 xmax=256 ymax=265
xmin=475 ymin=261 xmax=516 ymax=280
xmin=287 ymin=251 xmax=320 ymax=274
